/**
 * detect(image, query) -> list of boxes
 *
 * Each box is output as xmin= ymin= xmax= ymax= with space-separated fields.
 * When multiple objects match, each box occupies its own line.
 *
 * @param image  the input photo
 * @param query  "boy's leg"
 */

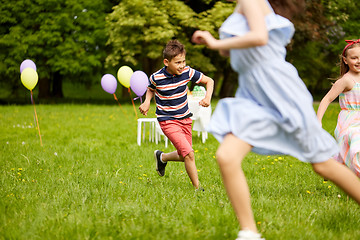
xmin=157 ymin=150 xmax=199 ymax=188
xmin=162 ymin=151 xmax=199 ymax=188
xmin=159 ymin=119 xmax=200 ymax=188
xmin=312 ymin=159 xmax=360 ymax=205
xmin=216 ymin=133 xmax=258 ymax=233
xmin=183 ymin=151 xmax=199 ymax=189
xmin=162 ymin=151 xmax=184 ymax=162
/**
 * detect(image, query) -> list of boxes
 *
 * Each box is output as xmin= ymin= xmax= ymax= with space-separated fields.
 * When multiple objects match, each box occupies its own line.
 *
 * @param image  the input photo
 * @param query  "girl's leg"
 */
xmin=216 ymin=134 xmax=257 ymax=232
xmin=312 ymin=159 xmax=360 ymax=205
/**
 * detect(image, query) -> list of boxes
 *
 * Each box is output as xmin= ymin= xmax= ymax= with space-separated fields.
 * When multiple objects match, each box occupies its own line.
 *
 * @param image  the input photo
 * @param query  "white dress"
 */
xmin=207 ymin=4 xmax=338 ymax=163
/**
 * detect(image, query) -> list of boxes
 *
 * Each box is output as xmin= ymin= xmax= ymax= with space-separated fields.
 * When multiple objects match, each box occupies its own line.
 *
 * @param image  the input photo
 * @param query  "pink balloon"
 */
xmin=101 ymin=74 xmax=117 ymax=94
xmin=130 ymin=71 xmax=149 ymax=97
xmin=20 ymin=59 xmax=36 ymax=73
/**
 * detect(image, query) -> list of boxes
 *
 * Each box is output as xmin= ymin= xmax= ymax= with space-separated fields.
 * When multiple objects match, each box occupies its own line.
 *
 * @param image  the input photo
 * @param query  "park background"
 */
xmin=0 ymin=0 xmax=360 ymax=103
xmin=1 ymin=1 xmax=360 ymax=240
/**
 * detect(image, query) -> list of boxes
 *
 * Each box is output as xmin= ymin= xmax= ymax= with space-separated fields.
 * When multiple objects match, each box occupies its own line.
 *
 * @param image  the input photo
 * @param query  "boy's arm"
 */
xmin=139 ymin=88 xmax=155 ymax=116
xmin=198 ymin=75 xmax=214 ymax=107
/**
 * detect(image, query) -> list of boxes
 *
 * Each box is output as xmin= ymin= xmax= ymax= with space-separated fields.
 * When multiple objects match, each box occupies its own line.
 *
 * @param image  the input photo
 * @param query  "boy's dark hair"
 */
xmin=163 ymin=40 xmax=186 ymax=61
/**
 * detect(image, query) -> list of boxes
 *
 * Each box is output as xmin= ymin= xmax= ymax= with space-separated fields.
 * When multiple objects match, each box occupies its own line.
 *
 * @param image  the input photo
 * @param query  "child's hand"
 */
xmin=199 ymin=97 xmax=211 ymax=107
xmin=192 ymin=31 xmax=217 ymax=49
xmin=139 ymin=102 xmax=150 ymax=116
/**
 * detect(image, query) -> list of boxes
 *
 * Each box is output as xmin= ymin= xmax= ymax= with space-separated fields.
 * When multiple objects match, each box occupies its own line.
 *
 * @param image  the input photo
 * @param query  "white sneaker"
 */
xmin=235 ymin=230 xmax=265 ymax=240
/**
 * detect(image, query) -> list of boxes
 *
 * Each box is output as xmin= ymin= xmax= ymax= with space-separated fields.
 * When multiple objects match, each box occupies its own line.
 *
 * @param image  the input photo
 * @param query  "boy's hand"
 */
xmin=199 ymin=97 xmax=210 ymax=107
xmin=139 ymin=102 xmax=150 ymax=116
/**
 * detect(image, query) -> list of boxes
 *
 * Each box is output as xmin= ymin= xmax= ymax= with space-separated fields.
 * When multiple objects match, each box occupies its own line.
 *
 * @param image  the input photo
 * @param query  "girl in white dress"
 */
xmin=192 ymin=0 xmax=360 ymax=239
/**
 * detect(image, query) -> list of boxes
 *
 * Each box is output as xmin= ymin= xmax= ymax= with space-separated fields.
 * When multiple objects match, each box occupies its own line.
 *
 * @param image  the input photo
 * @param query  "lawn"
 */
xmin=0 ymin=101 xmax=359 ymax=240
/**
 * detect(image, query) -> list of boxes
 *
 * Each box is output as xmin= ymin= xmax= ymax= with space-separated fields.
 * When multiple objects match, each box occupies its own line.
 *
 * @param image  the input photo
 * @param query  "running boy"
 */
xmin=139 ymin=39 xmax=214 ymax=190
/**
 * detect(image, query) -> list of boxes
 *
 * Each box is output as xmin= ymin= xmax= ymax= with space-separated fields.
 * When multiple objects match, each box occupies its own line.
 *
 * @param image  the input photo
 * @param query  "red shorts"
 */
xmin=159 ymin=118 xmax=193 ymax=158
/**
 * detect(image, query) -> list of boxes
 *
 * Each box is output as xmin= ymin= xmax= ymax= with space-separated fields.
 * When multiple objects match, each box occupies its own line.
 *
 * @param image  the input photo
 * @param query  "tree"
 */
xmin=0 ymin=0 xmax=113 ymax=99
xmin=106 ymin=0 xmax=235 ymax=97
xmin=106 ymin=0 xmax=209 ymax=73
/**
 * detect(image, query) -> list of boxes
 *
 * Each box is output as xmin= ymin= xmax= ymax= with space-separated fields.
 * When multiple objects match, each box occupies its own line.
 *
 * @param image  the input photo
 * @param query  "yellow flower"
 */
xmin=306 ymin=190 xmax=311 ymax=194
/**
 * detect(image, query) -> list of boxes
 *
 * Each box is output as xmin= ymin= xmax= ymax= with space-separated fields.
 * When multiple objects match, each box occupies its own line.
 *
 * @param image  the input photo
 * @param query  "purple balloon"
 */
xmin=20 ymin=59 xmax=37 ymax=73
xmin=101 ymin=74 xmax=117 ymax=94
xmin=130 ymin=71 xmax=149 ymax=97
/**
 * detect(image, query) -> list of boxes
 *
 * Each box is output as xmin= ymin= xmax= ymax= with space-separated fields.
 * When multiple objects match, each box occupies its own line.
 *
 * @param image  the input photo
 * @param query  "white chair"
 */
xmin=188 ymin=96 xmax=211 ymax=143
xmin=192 ymin=120 xmax=209 ymax=143
xmin=137 ymin=118 xmax=168 ymax=147
xmin=155 ymin=121 xmax=168 ymax=148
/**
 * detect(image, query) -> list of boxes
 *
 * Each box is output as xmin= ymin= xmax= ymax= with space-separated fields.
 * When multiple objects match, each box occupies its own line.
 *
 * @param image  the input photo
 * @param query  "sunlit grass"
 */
xmin=1 ymin=103 xmax=359 ymax=239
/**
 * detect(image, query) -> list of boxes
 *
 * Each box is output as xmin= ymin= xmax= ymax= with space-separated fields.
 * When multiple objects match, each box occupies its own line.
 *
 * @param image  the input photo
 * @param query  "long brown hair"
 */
xmin=268 ymin=0 xmax=305 ymax=20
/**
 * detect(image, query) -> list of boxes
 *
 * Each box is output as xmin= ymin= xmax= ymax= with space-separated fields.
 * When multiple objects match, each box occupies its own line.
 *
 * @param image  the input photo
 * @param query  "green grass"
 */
xmin=1 ymin=102 xmax=359 ymax=240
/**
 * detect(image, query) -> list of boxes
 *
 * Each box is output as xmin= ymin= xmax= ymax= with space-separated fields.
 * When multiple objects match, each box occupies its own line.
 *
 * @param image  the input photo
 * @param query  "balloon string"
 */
xmin=133 ymin=96 xmax=143 ymax=104
xmin=113 ymin=93 xmax=129 ymax=120
xmin=128 ymin=88 xmax=138 ymax=119
xmin=31 ymin=90 xmax=43 ymax=146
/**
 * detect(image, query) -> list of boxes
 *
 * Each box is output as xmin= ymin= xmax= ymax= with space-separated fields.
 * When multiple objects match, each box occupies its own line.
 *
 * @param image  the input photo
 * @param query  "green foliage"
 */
xmin=290 ymin=41 xmax=332 ymax=94
xmin=105 ymin=0 xmax=235 ymax=76
xmin=0 ymin=0 xmax=111 ymax=97
xmin=286 ymin=0 xmax=360 ymax=96
xmin=106 ymin=0 xmax=196 ymax=71
xmin=196 ymin=1 xmax=234 ymax=34
xmin=1 ymin=103 xmax=360 ymax=239
xmin=3 ymin=0 xmax=360 ymax=100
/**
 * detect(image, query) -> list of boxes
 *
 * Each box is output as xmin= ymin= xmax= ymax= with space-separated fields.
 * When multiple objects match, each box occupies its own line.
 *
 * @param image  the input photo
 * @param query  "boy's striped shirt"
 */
xmin=149 ymin=66 xmax=203 ymax=121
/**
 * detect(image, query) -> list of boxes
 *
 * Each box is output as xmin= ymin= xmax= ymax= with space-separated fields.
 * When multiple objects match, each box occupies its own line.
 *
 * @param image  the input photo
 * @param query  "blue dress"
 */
xmin=207 ymin=5 xmax=339 ymax=163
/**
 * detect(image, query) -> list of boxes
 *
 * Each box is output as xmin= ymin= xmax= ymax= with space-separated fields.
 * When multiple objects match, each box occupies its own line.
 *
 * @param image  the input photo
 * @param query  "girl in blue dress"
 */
xmin=192 ymin=0 xmax=360 ymax=239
